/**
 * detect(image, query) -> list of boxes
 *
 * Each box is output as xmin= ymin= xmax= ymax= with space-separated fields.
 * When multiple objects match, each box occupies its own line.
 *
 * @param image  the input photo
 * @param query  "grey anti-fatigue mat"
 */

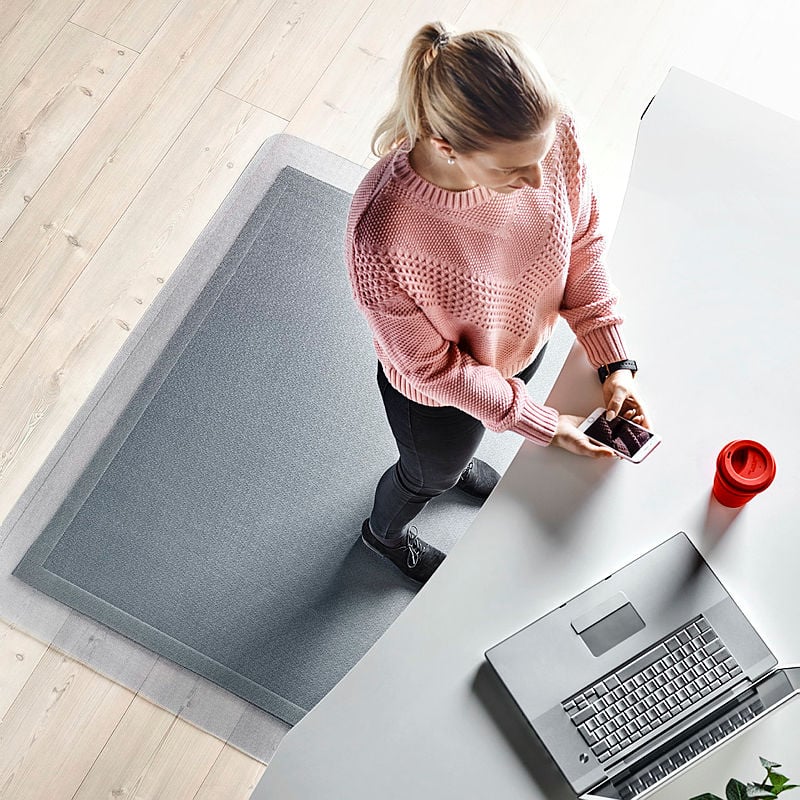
xmin=4 ymin=134 xmax=574 ymax=759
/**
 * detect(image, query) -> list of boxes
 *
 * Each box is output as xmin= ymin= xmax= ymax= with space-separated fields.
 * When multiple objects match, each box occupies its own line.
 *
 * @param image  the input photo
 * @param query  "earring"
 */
xmin=447 ymin=157 xmax=455 ymax=165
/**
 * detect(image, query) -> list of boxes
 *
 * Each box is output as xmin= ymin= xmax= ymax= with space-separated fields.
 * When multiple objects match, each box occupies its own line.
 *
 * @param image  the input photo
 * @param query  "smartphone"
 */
xmin=577 ymin=407 xmax=662 ymax=463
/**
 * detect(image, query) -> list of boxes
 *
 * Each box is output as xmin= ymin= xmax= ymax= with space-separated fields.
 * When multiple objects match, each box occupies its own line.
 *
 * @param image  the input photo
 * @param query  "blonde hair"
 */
xmin=371 ymin=21 xmax=564 ymax=157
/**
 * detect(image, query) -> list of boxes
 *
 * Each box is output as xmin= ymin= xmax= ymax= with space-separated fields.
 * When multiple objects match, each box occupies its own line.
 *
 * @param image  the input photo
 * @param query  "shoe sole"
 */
xmin=360 ymin=535 xmax=424 ymax=585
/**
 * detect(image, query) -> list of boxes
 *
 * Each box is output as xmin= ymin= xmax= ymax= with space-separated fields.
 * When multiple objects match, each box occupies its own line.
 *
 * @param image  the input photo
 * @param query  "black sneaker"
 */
xmin=360 ymin=519 xmax=445 ymax=584
xmin=454 ymin=458 xmax=500 ymax=501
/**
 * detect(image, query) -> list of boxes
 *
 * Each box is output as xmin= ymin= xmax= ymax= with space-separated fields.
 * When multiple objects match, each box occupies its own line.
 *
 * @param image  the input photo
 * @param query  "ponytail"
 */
xmin=371 ymin=21 xmax=564 ymax=157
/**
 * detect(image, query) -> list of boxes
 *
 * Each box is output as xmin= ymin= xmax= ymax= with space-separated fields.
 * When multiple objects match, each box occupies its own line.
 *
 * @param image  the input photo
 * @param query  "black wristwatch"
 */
xmin=598 ymin=359 xmax=638 ymax=384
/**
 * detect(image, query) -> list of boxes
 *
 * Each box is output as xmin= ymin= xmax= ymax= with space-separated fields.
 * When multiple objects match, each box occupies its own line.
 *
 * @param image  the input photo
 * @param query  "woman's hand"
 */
xmin=602 ymin=370 xmax=651 ymax=429
xmin=550 ymin=414 xmax=618 ymax=459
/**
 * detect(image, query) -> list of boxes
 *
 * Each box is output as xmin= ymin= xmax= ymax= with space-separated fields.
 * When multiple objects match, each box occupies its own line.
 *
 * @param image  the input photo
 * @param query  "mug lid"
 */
xmin=717 ymin=440 xmax=776 ymax=492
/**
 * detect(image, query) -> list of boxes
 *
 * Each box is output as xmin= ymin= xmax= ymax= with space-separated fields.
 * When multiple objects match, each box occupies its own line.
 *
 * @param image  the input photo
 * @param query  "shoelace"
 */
xmin=405 ymin=527 xmax=424 ymax=568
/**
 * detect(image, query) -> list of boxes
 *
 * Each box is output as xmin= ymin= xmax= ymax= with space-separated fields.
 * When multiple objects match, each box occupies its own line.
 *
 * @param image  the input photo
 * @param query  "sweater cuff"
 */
xmin=510 ymin=398 xmax=560 ymax=446
xmin=578 ymin=325 xmax=628 ymax=368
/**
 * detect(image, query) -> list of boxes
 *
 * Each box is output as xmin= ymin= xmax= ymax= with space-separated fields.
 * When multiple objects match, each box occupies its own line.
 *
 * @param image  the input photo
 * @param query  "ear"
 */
xmin=429 ymin=135 xmax=455 ymax=159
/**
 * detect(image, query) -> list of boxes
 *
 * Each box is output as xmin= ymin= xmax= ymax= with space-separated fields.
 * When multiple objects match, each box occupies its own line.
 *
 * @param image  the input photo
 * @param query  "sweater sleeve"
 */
xmin=349 ymin=252 xmax=559 ymax=445
xmin=558 ymin=117 xmax=629 ymax=367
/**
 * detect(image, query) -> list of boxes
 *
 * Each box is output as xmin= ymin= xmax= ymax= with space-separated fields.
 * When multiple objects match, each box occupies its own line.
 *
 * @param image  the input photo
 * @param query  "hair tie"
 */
xmin=434 ymin=32 xmax=451 ymax=51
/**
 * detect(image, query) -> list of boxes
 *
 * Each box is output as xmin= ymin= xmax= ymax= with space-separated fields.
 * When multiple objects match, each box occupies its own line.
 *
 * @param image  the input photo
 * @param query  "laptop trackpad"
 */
xmin=571 ymin=592 xmax=646 ymax=657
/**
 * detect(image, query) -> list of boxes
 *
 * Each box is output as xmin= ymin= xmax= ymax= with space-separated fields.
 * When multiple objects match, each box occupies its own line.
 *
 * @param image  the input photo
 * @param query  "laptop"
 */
xmin=484 ymin=532 xmax=800 ymax=799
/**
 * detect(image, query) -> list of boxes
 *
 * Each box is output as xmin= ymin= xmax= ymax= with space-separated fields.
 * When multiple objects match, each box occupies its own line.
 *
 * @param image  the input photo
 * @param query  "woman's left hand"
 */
xmin=602 ymin=370 xmax=651 ymax=429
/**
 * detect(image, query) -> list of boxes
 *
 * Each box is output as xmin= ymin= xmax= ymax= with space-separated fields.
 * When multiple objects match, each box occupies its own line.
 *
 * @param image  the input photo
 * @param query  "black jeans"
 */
xmin=369 ymin=344 xmax=548 ymax=541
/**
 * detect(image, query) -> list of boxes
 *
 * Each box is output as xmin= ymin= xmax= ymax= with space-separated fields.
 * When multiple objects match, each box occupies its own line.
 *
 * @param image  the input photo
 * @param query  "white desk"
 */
xmin=251 ymin=69 xmax=800 ymax=799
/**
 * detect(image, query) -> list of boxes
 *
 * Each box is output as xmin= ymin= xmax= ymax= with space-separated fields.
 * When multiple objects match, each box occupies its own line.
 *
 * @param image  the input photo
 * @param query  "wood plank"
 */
xmin=0 ymin=0 xmax=83 ymax=106
xmin=0 ymin=647 xmax=134 ymax=800
xmin=71 ymin=695 xmax=224 ymax=800
xmin=218 ymin=0 xmax=373 ymax=121
xmin=0 ymin=617 xmax=48 ymax=721
xmin=71 ymin=0 xmax=182 ymax=53
xmin=285 ymin=0 xmax=471 ymax=161
xmin=135 ymin=656 xmax=252 ymax=756
xmin=0 ymin=0 xmax=38 ymax=40
xmin=52 ymin=612 xmax=159 ymax=698
xmin=192 ymin=744 xmax=266 ymax=800
xmin=0 ymin=23 xmax=136 ymax=239
xmin=535 ymin=0 xmax=663 ymax=126
xmin=456 ymin=0 xmax=567 ymax=48
xmin=0 ymin=88 xmax=284 ymax=523
xmin=0 ymin=0 xmax=277 ymax=383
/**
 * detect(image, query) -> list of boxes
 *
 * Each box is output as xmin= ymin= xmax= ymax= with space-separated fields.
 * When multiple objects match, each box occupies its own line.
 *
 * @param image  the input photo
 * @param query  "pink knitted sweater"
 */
xmin=345 ymin=112 xmax=629 ymax=446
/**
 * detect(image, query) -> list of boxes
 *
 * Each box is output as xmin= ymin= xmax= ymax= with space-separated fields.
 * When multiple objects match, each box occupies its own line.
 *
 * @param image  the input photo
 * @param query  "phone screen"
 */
xmin=584 ymin=415 xmax=655 ymax=458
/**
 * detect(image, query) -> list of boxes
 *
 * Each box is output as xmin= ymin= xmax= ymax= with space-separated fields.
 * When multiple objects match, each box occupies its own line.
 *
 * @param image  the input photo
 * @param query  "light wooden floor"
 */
xmin=1 ymin=1 xmax=798 ymax=797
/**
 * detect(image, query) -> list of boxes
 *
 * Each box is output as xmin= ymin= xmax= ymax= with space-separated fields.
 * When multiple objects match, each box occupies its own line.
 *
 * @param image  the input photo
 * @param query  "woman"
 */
xmin=345 ymin=22 xmax=649 ymax=584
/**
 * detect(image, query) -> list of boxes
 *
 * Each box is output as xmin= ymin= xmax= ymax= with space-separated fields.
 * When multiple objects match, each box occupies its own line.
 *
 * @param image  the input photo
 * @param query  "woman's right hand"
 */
xmin=550 ymin=414 xmax=619 ymax=459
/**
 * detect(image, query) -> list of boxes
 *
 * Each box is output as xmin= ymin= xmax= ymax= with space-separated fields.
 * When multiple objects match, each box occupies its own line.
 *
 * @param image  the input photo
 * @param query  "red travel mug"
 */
xmin=713 ymin=440 xmax=776 ymax=507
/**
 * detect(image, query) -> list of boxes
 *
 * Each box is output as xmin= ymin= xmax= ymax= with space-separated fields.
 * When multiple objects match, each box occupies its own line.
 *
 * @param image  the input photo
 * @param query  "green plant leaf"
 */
xmin=747 ymin=783 xmax=777 ymax=798
xmin=761 ymin=758 xmax=782 ymax=771
xmin=777 ymin=787 xmax=798 ymax=795
xmin=689 ymin=794 xmax=723 ymax=800
xmin=770 ymin=774 xmax=790 ymax=792
xmin=728 ymin=780 xmax=750 ymax=800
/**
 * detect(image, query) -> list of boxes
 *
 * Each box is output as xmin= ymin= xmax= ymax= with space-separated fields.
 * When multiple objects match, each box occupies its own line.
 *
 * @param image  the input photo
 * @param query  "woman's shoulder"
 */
xmin=350 ymin=152 xmax=397 ymax=220
xmin=551 ymin=108 xmax=584 ymax=158
xmin=349 ymin=149 xmax=440 ymax=254
xmin=545 ymin=109 xmax=590 ymax=197
xmin=346 ymin=152 xmax=401 ymax=253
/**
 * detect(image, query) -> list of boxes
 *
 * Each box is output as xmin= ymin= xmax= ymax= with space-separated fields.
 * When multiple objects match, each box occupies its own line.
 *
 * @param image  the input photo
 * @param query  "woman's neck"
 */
xmin=407 ymin=139 xmax=478 ymax=192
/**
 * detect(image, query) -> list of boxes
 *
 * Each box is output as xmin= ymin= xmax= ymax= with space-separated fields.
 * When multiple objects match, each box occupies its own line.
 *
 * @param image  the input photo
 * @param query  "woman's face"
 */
xmin=450 ymin=121 xmax=558 ymax=194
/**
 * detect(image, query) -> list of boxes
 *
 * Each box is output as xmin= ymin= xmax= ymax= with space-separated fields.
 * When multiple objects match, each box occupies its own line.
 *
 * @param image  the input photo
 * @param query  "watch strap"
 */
xmin=598 ymin=359 xmax=638 ymax=383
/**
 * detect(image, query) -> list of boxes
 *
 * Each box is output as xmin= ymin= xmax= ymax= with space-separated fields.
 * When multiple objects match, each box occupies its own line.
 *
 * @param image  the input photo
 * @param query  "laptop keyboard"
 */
xmin=561 ymin=616 xmax=744 ymax=763
xmin=617 ymin=697 xmax=764 ymax=798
